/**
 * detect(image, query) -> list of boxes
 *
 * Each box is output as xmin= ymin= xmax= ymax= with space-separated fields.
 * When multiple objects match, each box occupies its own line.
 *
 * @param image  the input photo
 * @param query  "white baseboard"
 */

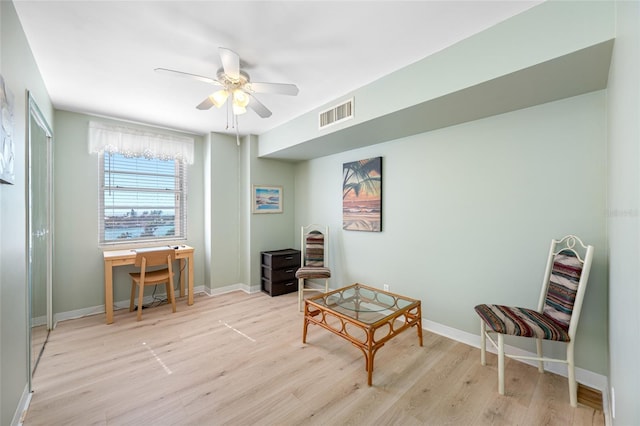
xmin=204 ymin=282 xmax=261 ymax=296
xmin=12 ymin=386 xmax=31 ymax=426
xmin=305 ymin=280 xmax=325 ymax=290
xmin=31 ymin=315 xmax=46 ymax=327
xmin=53 ymin=285 xmax=207 ymax=325
xmin=424 ymin=319 xmax=610 ymax=421
xmin=52 ymin=284 xmax=267 ymax=325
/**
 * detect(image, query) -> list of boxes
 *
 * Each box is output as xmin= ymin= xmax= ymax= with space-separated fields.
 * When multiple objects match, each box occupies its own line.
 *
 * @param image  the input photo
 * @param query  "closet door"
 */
xmin=27 ymin=93 xmax=53 ymax=384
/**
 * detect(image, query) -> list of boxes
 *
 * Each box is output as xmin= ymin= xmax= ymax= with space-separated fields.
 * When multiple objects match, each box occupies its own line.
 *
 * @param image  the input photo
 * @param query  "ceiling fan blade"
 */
xmin=155 ymin=68 xmax=221 ymax=86
xmin=196 ymin=96 xmax=215 ymax=110
xmin=248 ymin=94 xmax=272 ymax=118
xmin=219 ymin=47 xmax=240 ymax=80
xmin=247 ymin=82 xmax=299 ymax=96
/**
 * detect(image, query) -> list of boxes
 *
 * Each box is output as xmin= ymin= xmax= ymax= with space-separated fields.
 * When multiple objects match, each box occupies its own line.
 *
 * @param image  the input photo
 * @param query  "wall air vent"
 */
xmin=319 ymin=98 xmax=354 ymax=130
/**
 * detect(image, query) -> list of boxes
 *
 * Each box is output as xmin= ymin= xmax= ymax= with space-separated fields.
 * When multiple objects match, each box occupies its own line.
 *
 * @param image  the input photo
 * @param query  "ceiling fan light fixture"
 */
xmin=232 ymin=104 xmax=247 ymax=115
xmin=232 ymin=89 xmax=250 ymax=108
xmin=211 ymin=89 xmax=229 ymax=108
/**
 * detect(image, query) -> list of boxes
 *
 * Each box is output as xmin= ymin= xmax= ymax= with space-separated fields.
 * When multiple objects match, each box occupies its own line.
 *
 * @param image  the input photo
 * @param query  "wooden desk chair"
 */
xmin=129 ymin=249 xmax=177 ymax=321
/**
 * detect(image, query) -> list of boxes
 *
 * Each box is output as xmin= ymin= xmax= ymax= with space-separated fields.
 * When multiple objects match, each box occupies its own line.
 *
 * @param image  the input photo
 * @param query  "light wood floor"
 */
xmin=25 ymin=291 xmax=605 ymax=426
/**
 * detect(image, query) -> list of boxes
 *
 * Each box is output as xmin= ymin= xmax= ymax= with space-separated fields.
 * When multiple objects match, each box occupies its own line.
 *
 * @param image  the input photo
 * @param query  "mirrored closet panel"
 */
xmin=27 ymin=92 xmax=53 ymax=387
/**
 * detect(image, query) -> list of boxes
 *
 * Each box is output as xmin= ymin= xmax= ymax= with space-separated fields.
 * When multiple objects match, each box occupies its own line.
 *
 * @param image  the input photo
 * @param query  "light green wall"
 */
xmin=0 ymin=1 xmax=53 ymax=424
xmin=208 ymin=132 xmax=243 ymax=288
xmin=53 ymin=111 xmax=205 ymax=312
xmin=247 ymin=137 xmax=296 ymax=288
xmin=356 ymin=0 xmax=613 ymax=126
xmin=607 ymin=1 xmax=640 ymax=424
xmin=294 ymin=91 xmax=608 ymax=375
xmin=204 ymin=133 xmax=296 ymax=291
xmin=259 ymin=0 xmax=614 ymax=158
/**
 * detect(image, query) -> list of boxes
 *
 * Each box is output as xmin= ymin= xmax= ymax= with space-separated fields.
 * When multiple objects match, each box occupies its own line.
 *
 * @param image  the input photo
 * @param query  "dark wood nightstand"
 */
xmin=261 ymin=249 xmax=301 ymax=296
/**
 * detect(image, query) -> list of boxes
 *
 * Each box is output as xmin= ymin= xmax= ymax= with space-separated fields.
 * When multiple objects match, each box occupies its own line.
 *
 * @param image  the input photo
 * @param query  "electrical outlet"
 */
xmin=383 ymin=284 xmax=389 ymax=292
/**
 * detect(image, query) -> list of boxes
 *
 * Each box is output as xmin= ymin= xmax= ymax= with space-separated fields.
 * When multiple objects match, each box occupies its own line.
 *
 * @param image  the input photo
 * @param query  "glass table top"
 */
xmin=308 ymin=284 xmax=418 ymax=324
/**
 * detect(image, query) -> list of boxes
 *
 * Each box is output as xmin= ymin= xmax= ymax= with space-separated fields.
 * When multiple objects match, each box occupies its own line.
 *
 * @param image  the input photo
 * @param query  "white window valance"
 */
xmin=88 ymin=121 xmax=194 ymax=164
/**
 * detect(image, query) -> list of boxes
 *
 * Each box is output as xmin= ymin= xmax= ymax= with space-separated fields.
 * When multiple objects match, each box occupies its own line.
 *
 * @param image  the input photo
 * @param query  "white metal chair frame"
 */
xmin=478 ymin=235 xmax=594 ymax=407
xmin=297 ymin=224 xmax=331 ymax=311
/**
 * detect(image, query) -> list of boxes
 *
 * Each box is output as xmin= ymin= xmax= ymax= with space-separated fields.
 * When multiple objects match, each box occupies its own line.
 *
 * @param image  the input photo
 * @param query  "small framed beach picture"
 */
xmin=252 ymin=185 xmax=283 ymax=214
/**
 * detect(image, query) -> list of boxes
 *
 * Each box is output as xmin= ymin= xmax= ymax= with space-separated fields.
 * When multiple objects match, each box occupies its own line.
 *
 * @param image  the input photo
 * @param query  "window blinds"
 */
xmin=99 ymin=152 xmax=187 ymax=244
xmin=89 ymin=121 xmax=191 ymax=245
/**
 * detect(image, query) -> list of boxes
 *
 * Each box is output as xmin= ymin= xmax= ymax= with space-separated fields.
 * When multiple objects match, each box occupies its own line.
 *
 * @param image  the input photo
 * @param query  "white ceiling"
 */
xmin=13 ymin=1 xmax=542 ymax=137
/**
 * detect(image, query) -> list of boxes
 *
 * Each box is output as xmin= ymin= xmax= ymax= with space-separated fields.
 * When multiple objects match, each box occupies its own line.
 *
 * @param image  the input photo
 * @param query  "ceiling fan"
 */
xmin=155 ymin=47 xmax=299 ymax=119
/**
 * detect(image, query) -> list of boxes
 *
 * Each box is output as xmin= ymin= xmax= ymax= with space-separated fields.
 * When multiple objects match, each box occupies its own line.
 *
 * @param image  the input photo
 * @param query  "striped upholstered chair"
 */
xmin=295 ymin=224 xmax=331 ymax=311
xmin=474 ymin=235 xmax=594 ymax=407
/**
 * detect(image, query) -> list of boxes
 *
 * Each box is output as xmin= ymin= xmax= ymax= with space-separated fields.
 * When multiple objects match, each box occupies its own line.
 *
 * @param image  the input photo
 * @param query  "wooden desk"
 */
xmin=103 ymin=245 xmax=195 ymax=324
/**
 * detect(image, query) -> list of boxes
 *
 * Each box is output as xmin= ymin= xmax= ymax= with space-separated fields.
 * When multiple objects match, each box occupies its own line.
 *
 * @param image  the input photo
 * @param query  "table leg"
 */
xmin=366 ymin=329 xmax=375 ymax=386
xmin=187 ymin=253 xmax=194 ymax=305
xmin=416 ymin=304 xmax=423 ymax=346
xmin=179 ymin=258 xmax=186 ymax=298
xmin=104 ymin=260 xmax=114 ymax=324
xmin=302 ymin=301 xmax=311 ymax=343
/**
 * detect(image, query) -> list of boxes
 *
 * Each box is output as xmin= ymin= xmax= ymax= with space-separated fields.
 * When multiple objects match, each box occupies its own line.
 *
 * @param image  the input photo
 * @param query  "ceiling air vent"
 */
xmin=319 ymin=98 xmax=354 ymax=130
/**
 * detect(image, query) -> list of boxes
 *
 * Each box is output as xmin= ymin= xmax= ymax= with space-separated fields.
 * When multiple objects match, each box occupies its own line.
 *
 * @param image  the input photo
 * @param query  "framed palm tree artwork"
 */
xmin=343 ymin=156 xmax=382 ymax=232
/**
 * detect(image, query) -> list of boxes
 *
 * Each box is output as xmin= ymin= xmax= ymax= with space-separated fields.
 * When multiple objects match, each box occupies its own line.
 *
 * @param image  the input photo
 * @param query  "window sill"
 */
xmin=99 ymin=238 xmax=187 ymax=252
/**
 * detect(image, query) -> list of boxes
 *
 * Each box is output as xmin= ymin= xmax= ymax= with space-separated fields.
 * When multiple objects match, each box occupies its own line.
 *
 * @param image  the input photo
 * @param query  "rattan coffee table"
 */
xmin=302 ymin=283 xmax=423 ymax=385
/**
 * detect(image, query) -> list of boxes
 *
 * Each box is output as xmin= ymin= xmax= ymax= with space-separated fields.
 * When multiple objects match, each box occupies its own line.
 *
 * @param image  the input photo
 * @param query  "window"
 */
xmin=99 ymin=152 xmax=187 ymax=244
xmin=89 ymin=121 xmax=193 ymax=246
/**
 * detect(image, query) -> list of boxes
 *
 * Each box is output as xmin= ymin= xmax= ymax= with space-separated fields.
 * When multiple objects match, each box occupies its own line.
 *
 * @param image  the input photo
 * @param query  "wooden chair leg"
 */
xmin=480 ymin=319 xmax=486 ymax=366
xmin=567 ymin=341 xmax=577 ymax=407
xmin=324 ymin=278 xmax=329 ymax=293
xmin=536 ymin=338 xmax=544 ymax=373
xmin=498 ymin=333 xmax=505 ymax=395
xmin=168 ymin=280 xmax=176 ymax=313
xmin=164 ymin=281 xmax=172 ymax=311
xmin=129 ymin=280 xmax=136 ymax=312
xmin=137 ymin=281 xmax=145 ymax=321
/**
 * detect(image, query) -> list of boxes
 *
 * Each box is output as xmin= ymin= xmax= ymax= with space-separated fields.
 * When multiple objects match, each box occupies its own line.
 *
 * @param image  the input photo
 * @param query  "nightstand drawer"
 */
xmin=261 ymin=249 xmax=300 ymax=269
xmin=262 ymin=278 xmax=297 ymax=296
xmin=262 ymin=265 xmax=297 ymax=282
